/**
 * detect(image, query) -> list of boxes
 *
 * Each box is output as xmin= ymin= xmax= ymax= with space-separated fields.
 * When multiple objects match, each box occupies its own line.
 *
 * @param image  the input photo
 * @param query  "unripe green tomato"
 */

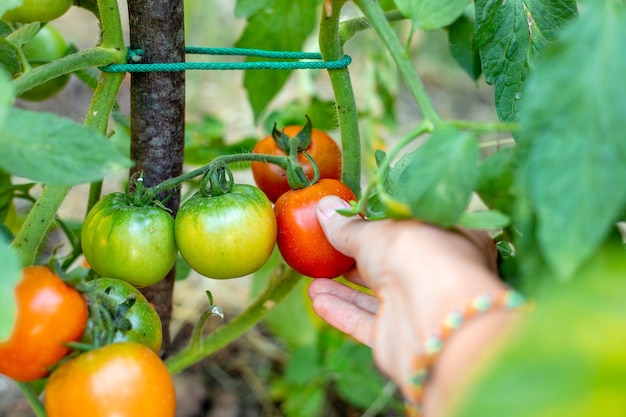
xmin=2 ymin=0 xmax=74 ymax=23
xmin=19 ymin=25 xmax=70 ymax=101
xmin=81 ymin=193 xmax=178 ymax=287
xmin=83 ymin=278 xmax=163 ymax=354
xmin=175 ymin=184 xmax=277 ymax=279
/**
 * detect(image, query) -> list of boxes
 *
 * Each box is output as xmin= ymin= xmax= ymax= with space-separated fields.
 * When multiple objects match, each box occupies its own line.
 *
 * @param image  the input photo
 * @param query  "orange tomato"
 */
xmin=0 ymin=266 xmax=88 ymax=381
xmin=45 ymin=342 xmax=176 ymax=417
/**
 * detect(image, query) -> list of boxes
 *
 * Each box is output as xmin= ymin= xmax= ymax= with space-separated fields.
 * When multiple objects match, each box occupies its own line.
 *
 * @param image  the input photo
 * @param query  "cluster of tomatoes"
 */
xmin=1 ymin=119 xmax=354 ymax=413
xmin=82 ymin=124 xmax=357 ymax=284
xmin=0 ymin=266 xmax=175 ymax=417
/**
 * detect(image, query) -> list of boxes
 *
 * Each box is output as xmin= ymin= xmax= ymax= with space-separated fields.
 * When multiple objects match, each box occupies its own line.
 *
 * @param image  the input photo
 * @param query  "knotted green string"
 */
xmin=100 ymin=47 xmax=352 ymax=72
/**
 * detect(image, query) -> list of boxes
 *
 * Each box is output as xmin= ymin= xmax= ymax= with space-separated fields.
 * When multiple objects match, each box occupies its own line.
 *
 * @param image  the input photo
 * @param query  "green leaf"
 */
xmin=457 ymin=210 xmax=510 ymax=230
xmin=234 ymin=0 xmax=275 ymax=18
xmin=453 ymin=244 xmax=626 ymax=417
xmin=0 ymin=109 xmax=133 ymax=185
xmin=329 ymin=342 xmax=389 ymax=409
xmin=0 ymin=21 xmax=12 ymax=38
xmin=250 ymin=249 xmax=320 ymax=349
xmin=282 ymin=382 xmax=326 ymax=417
xmin=234 ymin=0 xmax=319 ymax=121
xmin=476 ymin=146 xmax=517 ymax=215
xmin=0 ymin=237 xmax=21 ymax=342
xmin=0 ymin=66 xmax=12 ymax=127
xmin=474 ymin=0 xmax=577 ymax=122
xmin=517 ymin=1 xmax=626 ymax=279
xmin=0 ymin=0 xmax=22 ymax=18
xmin=0 ymin=37 xmax=20 ymax=75
xmin=395 ymin=0 xmax=470 ymax=30
xmin=395 ymin=127 xmax=479 ymax=227
xmin=262 ymin=97 xmax=338 ymax=133
xmin=5 ymin=21 xmax=39 ymax=48
xmin=447 ymin=14 xmax=482 ymax=81
xmin=184 ymin=115 xmax=257 ymax=167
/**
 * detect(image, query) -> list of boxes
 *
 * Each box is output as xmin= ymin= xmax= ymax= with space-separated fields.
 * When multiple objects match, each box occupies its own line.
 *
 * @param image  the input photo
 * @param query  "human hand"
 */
xmin=308 ymin=196 xmax=509 ymax=413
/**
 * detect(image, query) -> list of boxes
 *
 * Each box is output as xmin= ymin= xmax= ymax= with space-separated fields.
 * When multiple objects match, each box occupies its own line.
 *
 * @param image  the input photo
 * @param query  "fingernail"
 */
xmin=317 ymin=195 xmax=351 ymax=218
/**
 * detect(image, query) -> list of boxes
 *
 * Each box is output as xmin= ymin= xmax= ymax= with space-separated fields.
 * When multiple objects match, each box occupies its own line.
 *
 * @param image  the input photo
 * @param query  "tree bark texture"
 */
xmin=127 ymin=0 xmax=185 ymax=356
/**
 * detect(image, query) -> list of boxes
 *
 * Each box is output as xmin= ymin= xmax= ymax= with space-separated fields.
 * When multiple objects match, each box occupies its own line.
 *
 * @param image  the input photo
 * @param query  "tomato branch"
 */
xmin=319 ymin=0 xmax=362 ymax=197
xmin=144 ymin=152 xmax=298 ymax=201
xmin=11 ymin=47 xmax=124 ymax=97
xmin=165 ymin=265 xmax=302 ymax=374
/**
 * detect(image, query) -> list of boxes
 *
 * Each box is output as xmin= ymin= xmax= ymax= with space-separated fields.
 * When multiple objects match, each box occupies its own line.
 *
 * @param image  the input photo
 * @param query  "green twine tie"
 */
xmin=100 ymin=47 xmax=351 ymax=73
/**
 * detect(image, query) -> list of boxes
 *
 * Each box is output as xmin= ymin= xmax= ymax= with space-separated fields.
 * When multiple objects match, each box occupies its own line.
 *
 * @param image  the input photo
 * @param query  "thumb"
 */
xmin=316 ymin=195 xmax=366 ymax=258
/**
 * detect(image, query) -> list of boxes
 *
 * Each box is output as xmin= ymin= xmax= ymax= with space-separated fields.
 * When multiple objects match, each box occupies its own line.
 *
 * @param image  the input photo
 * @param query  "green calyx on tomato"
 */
xmin=251 ymin=116 xmax=342 ymax=202
xmin=175 ymin=182 xmax=277 ymax=279
xmin=0 ymin=266 xmax=88 ymax=382
xmin=81 ymin=191 xmax=178 ymax=287
xmin=2 ymin=0 xmax=74 ymax=23
xmin=44 ymin=342 xmax=176 ymax=417
xmin=18 ymin=24 xmax=70 ymax=101
xmin=275 ymin=179 xmax=357 ymax=279
xmin=82 ymin=278 xmax=163 ymax=354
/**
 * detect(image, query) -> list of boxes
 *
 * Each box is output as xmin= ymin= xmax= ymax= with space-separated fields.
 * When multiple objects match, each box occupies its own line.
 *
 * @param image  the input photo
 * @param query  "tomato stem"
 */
xmin=16 ymin=382 xmax=46 ymax=417
xmin=353 ymin=0 xmax=442 ymax=127
xmin=319 ymin=0 xmax=362 ymax=197
xmin=165 ymin=265 xmax=302 ymax=374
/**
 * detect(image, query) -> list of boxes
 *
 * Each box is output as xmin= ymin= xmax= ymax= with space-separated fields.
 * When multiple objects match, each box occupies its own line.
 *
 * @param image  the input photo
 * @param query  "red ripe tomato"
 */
xmin=251 ymin=125 xmax=342 ymax=202
xmin=45 ymin=342 xmax=176 ymax=417
xmin=0 ymin=266 xmax=88 ymax=381
xmin=274 ymin=179 xmax=357 ymax=278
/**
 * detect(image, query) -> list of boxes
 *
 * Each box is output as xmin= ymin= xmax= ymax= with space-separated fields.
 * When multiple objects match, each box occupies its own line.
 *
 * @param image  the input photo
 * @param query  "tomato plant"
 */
xmin=44 ymin=342 xmax=176 ymax=417
xmin=0 ymin=266 xmax=87 ymax=382
xmin=274 ymin=179 xmax=357 ymax=279
xmin=83 ymin=278 xmax=163 ymax=354
xmin=81 ymin=192 xmax=178 ymax=287
xmin=251 ymin=122 xmax=342 ymax=202
xmin=18 ymin=24 xmax=70 ymax=101
xmin=1 ymin=0 xmax=73 ymax=23
xmin=175 ymin=184 xmax=277 ymax=279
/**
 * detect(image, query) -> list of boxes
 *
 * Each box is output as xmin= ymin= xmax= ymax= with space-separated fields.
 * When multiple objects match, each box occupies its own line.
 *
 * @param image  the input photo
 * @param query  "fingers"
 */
xmin=316 ymin=196 xmax=369 ymax=259
xmin=308 ymin=279 xmax=377 ymax=346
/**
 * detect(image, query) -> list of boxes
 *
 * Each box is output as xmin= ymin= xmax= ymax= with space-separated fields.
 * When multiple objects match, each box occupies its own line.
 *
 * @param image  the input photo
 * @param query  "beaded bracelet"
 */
xmin=404 ymin=289 xmax=526 ymax=416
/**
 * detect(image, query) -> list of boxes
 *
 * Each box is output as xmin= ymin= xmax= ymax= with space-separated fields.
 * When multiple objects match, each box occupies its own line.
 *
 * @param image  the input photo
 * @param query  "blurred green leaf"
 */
xmin=0 ymin=37 xmax=19 ymax=75
xmin=518 ymin=0 xmax=626 ymax=279
xmin=395 ymin=0 xmax=469 ymax=30
xmin=235 ymin=0 xmax=319 ymax=121
xmin=457 ymin=210 xmax=510 ymax=230
xmin=474 ymin=0 xmax=577 ymax=122
xmin=0 ymin=237 xmax=20 ymax=342
xmin=174 ymin=255 xmax=192 ymax=281
xmin=5 ymin=21 xmax=39 ymax=48
xmin=0 ymin=66 xmax=12 ymax=127
xmin=251 ymin=250 xmax=319 ymax=349
xmin=447 ymin=14 xmax=482 ymax=81
xmin=454 ymin=243 xmax=626 ymax=417
xmin=282 ymin=382 xmax=326 ymax=417
xmin=329 ymin=342 xmax=390 ymax=409
xmin=0 ymin=109 xmax=133 ymax=185
xmin=185 ymin=115 xmax=256 ymax=167
xmin=395 ymin=127 xmax=479 ymax=227
xmin=476 ymin=146 xmax=517 ymax=215
xmin=234 ymin=0 xmax=275 ymax=18
xmin=262 ymin=97 xmax=338 ymax=133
